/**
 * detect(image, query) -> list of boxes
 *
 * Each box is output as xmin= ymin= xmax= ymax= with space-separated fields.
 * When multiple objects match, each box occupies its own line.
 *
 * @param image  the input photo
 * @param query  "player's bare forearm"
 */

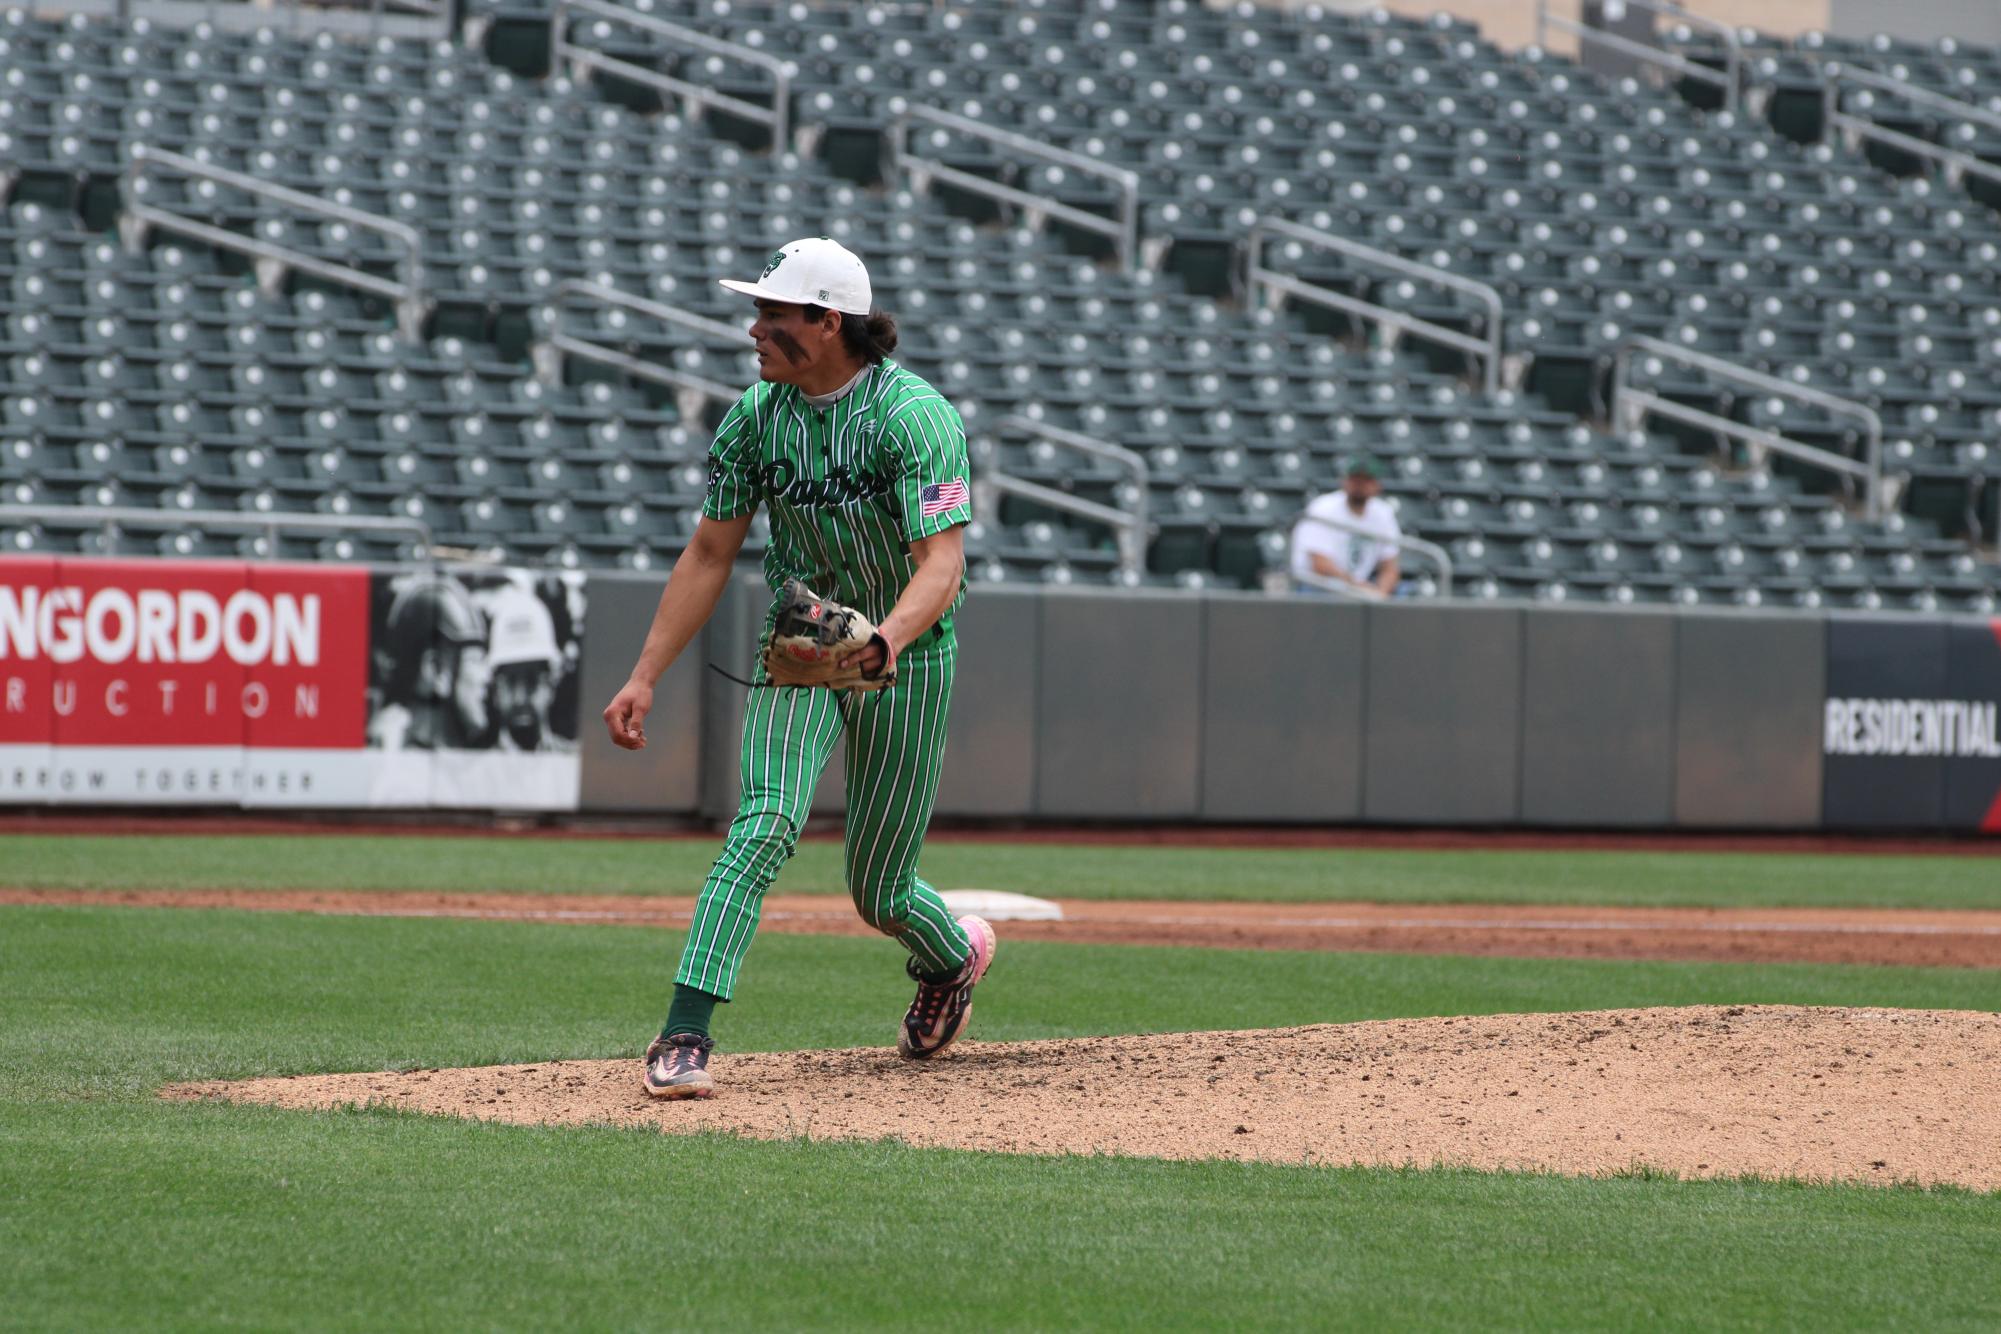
xmin=606 ymin=514 xmax=751 ymax=750
xmin=877 ymin=526 xmax=966 ymax=653
xmin=627 ymin=514 xmax=752 ymax=688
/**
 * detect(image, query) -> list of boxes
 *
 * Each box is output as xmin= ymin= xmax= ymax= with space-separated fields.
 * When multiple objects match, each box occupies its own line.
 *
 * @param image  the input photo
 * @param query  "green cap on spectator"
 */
xmin=1345 ymin=454 xmax=1383 ymax=480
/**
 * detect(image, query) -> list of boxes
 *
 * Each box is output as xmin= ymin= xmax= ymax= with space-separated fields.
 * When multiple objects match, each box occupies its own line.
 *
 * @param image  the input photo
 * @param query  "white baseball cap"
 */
xmin=486 ymin=586 xmax=561 ymax=670
xmin=719 ymin=236 xmax=873 ymax=316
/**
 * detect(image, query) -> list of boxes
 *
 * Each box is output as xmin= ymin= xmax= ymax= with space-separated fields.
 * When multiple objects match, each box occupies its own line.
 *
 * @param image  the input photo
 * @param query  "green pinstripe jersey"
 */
xmin=702 ymin=358 xmax=974 ymax=628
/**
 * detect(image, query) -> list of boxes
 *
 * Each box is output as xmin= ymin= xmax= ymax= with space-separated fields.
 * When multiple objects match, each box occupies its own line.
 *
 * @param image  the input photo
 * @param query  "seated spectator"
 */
xmin=1290 ymin=456 xmax=1402 ymax=598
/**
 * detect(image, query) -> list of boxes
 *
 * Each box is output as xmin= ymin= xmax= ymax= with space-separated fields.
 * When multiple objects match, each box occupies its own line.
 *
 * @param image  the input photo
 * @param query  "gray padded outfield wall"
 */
xmin=1199 ymin=597 xmax=1364 ymax=821
xmin=572 ymin=574 xmax=1996 ymax=834
xmin=1520 ymin=608 xmax=1677 ymax=827
xmin=1674 ymin=613 xmax=1826 ymax=828
xmin=577 ymin=572 xmax=703 ymax=814
xmin=1034 ymin=591 xmax=1204 ymax=819
xmin=935 ymin=587 xmax=1039 ymax=817
xmin=1363 ymin=604 xmax=1524 ymax=823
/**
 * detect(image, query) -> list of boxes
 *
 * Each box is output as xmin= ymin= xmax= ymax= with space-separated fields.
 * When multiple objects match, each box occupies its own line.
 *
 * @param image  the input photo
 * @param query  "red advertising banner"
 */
xmin=0 ymin=556 xmax=54 ymax=749
xmin=0 ymin=556 xmax=583 ymax=810
xmin=249 ymin=562 xmax=372 ymax=750
xmin=1 ymin=558 xmax=367 ymax=748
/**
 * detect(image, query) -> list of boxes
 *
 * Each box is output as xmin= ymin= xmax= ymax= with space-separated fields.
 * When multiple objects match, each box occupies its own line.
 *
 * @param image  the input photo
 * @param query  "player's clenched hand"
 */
xmin=838 ymin=632 xmax=896 ymax=680
xmin=603 ymin=680 xmax=653 ymax=750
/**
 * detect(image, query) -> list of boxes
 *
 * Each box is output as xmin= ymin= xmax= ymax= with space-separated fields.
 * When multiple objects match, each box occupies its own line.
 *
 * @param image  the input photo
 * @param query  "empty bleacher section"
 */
xmin=1688 ymin=26 xmax=2001 ymax=181
xmin=1 ymin=0 xmax=1998 ymax=610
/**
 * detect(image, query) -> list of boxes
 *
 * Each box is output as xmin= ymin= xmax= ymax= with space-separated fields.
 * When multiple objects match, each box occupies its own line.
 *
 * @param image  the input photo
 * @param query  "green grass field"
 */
xmin=4 ymin=877 xmax=1999 ymax=1331
xmin=5 ymin=832 xmax=2001 ymax=909
xmin=11 ymin=1106 xmax=1995 ymax=1331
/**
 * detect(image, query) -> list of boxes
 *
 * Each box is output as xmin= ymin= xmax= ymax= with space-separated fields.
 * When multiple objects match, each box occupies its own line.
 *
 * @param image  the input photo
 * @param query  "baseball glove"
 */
xmin=763 ymin=579 xmax=896 ymax=691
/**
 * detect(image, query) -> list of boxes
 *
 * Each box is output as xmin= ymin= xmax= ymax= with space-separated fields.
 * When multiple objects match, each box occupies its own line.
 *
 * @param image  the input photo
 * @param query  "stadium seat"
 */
xmin=0 ymin=5 xmax=1997 ymax=606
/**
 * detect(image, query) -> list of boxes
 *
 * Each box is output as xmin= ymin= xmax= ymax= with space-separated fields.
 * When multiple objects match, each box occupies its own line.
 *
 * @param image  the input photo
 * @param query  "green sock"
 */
xmin=662 ymin=984 xmax=721 ymax=1040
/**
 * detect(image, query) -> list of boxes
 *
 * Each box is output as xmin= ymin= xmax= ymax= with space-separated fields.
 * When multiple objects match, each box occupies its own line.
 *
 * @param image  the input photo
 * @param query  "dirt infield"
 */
xmin=12 ymin=887 xmax=2001 ymax=968
xmin=167 ymin=1005 xmax=2001 ymax=1191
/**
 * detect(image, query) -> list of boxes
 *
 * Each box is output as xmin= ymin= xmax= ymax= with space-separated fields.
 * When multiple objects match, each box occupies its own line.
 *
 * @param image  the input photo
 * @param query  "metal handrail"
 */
xmin=1611 ymin=336 xmax=1893 ymax=519
xmin=1821 ymin=63 xmax=2001 ymax=193
xmin=1536 ymin=0 xmax=1741 ymax=114
xmin=0 ymin=504 xmax=434 ymax=558
xmin=988 ymin=415 xmax=1151 ymax=578
xmin=73 ymin=0 xmax=450 ymax=40
xmin=1291 ymin=509 xmax=1453 ymax=600
xmin=552 ymin=0 xmax=792 ymax=150
xmin=1246 ymin=216 xmax=1506 ymax=397
xmin=531 ymin=279 xmax=744 ymax=418
xmin=888 ymin=105 xmax=1142 ymax=273
xmin=1823 ymin=62 xmax=2001 ymax=134
xmin=119 ymin=145 xmax=429 ymax=340
xmin=549 ymin=278 xmax=747 ymax=346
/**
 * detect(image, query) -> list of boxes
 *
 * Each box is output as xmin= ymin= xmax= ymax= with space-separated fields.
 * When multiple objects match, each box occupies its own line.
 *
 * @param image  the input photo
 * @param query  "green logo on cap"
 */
xmin=760 ymin=249 xmax=787 ymax=280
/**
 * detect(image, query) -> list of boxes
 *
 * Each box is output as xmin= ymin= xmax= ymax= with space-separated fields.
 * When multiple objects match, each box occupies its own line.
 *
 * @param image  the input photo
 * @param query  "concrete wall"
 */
xmin=1365 ymin=0 xmax=1999 ymax=57
xmin=1260 ymin=0 xmax=1997 ymax=62
xmin=1830 ymin=0 xmax=2001 ymax=42
xmin=1280 ymin=0 xmax=1832 ymax=52
xmin=582 ymin=578 xmax=1957 ymax=831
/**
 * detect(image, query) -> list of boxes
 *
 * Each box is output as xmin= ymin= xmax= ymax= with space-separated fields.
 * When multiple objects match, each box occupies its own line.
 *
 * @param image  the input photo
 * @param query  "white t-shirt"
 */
xmin=1290 ymin=493 xmax=1403 ymax=585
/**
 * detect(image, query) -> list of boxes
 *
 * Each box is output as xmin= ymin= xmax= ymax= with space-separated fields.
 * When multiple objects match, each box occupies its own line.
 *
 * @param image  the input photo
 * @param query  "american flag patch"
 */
xmin=919 ymin=479 xmax=970 ymax=517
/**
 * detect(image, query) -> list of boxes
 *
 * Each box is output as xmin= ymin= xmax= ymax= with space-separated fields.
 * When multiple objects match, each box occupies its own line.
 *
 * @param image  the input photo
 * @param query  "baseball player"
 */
xmin=602 ymin=236 xmax=994 ymax=1099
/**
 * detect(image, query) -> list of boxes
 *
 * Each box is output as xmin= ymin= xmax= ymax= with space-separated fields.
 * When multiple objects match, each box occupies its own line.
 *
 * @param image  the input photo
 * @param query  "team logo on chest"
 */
xmin=760 ymin=415 xmax=893 ymax=510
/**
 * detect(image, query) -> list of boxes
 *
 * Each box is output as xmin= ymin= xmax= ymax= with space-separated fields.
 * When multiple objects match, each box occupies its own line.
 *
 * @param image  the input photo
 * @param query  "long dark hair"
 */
xmin=806 ymin=305 xmax=899 ymax=365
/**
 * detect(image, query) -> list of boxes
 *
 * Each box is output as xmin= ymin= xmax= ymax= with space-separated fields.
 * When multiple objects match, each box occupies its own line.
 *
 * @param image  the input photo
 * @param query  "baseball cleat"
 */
xmin=642 ymin=1032 xmax=716 ymax=1099
xmin=897 ymin=914 xmax=996 ymax=1060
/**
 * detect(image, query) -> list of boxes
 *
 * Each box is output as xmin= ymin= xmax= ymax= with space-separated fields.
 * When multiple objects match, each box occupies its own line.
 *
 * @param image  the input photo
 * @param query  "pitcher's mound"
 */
xmin=168 ymin=1006 xmax=2001 ymax=1190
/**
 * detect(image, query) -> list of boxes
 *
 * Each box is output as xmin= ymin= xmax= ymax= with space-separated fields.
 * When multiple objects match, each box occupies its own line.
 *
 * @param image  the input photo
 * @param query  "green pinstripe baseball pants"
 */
xmin=676 ymin=635 xmax=971 ymax=1000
